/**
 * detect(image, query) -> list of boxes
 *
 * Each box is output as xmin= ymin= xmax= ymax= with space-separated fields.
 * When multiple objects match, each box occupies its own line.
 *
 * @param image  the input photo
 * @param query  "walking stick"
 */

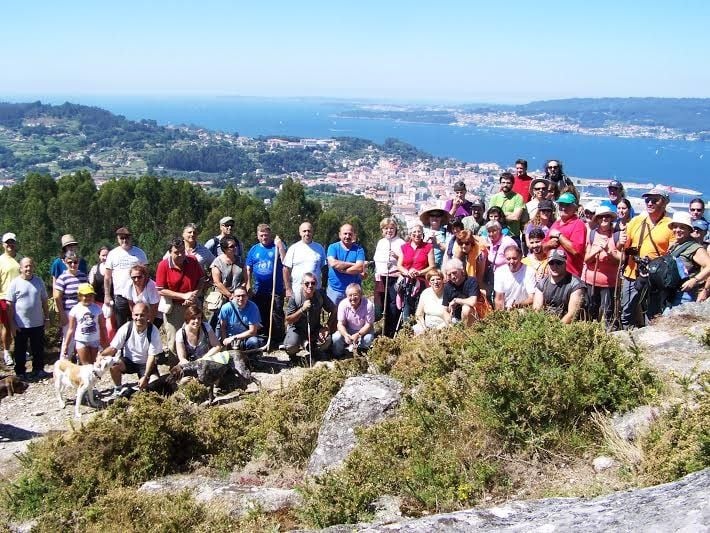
xmin=306 ymin=308 xmax=313 ymax=368
xmin=382 ymin=239 xmax=392 ymax=335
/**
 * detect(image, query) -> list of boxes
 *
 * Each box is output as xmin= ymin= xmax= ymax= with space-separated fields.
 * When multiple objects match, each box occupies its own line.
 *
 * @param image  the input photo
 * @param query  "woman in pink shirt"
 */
xmin=397 ymin=224 xmax=435 ymax=325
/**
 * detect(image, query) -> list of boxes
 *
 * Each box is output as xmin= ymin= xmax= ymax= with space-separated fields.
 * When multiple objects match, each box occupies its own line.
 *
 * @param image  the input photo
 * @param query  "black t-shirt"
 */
xmin=536 ymin=274 xmax=585 ymax=316
xmin=443 ymin=276 xmax=480 ymax=319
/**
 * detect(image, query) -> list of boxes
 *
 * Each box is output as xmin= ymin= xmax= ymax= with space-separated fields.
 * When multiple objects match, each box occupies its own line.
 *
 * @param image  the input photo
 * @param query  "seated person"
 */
xmin=176 ymin=304 xmax=221 ymax=364
xmin=332 ymin=283 xmax=375 ymax=356
xmin=442 ymin=258 xmax=479 ymax=326
xmin=493 ymin=245 xmax=536 ymax=310
xmin=218 ymin=287 xmax=262 ymax=351
xmin=101 ymin=303 xmax=162 ymax=396
xmin=532 ymin=249 xmax=585 ymax=324
xmin=284 ymin=272 xmax=337 ymax=359
xmin=413 ymin=269 xmax=449 ymax=334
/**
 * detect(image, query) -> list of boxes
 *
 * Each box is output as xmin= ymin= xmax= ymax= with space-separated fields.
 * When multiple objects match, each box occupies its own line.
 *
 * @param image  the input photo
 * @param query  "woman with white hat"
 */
xmin=582 ymin=205 xmax=623 ymax=328
xmin=420 ymin=206 xmax=450 ymax=268
xmin=50 ymin=234 xmax=88 ymax=284
xmin=666 ymin=211 xmax=710 ymax=308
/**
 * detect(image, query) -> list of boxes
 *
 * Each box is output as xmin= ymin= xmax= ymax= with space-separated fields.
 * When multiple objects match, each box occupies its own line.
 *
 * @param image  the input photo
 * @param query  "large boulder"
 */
xmin=306 ymin=375 xmax=403 ymax=476
xmin=316 ymin=468 xmax=710 ymax=532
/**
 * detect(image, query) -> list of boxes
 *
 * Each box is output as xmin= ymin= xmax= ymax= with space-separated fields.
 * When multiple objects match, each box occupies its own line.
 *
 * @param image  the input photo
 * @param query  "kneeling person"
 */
xmin=284 ymin=273 xmax=336 ymax=359
xmin=532 ymin=249 xmax=585 ymax=324
xmin=101 ymin=303 xmax=162 ymax=395
xmin=442 ymin=258 xmax=479 ymax=326
xmin=332 ymin=283 xmax=375 ymax=356
xmin=218 ymin=287 xmax=262 ymax=351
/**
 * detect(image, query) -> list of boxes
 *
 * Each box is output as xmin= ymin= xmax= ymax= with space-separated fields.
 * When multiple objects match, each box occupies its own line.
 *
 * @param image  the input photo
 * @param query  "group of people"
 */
xmin=0 ymin=158 xmax=708 ymax=391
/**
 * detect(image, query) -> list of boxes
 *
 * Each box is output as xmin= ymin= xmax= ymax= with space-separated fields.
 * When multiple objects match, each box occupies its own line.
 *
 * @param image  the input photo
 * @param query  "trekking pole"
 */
xmin=306 ymin=308 xmax=313 ymax=368
xmin=591 ymin=257 xmax=599 ymax=322
xmin=259 ymin=246 xmax=280 ymax=352
xmin=382 ymin=239 xmax=392 ymax=335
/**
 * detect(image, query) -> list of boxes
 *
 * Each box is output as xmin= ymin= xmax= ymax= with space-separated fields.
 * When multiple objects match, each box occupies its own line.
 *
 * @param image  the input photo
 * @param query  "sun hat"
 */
xmin=642 ymin=187 xmax=670 ymax=201
xmin=219 ymin=216 xmax=235 ymax=225
xmin=2 ymin=232 xmax=17 ymax=243
xmin=61 ymin=234 xmax=78 ymax=248
xmin=592 ymin=205 xmax=618 ymax=221
xmin=419 ymin=205 xmax=450 ymax=226
xmin=668 ymin=211 xmax=693 ymax=231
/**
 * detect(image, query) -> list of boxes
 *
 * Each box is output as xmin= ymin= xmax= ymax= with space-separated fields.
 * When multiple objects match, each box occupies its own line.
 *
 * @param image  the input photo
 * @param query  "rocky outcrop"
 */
xmin=306 ymin=375 xmax=403 ymax=476
xmin=316 ymin=468 xmax=710 ymax=532
xmin=139 ymin=474 xmax=301 ymax=516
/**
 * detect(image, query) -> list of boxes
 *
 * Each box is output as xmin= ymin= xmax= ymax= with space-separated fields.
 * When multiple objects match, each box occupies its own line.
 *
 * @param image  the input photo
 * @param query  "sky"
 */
xmin=1 ymin=0 xmax=709 ymax=103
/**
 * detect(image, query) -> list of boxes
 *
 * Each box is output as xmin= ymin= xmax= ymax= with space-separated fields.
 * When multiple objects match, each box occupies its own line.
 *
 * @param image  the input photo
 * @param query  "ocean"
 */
xmin=35 ymin=95 xmax=710 ymax=197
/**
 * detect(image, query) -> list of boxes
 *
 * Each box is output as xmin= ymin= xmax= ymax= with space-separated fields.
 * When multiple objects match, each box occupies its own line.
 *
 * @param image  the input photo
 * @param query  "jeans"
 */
xmin=114 ymin=294 xmax=131 ymax=328
xmin=331 ymin=331 xmax=374 ymax=357
xmin=14 ymin=326 xmax=45 ymax=375
xmin=620 ymin=277 xmax=667 ymax=329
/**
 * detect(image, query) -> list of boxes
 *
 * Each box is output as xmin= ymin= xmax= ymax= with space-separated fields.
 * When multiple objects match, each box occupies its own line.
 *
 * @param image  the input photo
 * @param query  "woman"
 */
xmin=483 ymin=221 xmax=517 ymax=305
xmin=209 ymin=235 xmax=244 ymax=329
xmin=175 ymin=304 xmax=221 ymax=364
xmin=582 ymin=206 xmax=623 ymax=328
xmin=478 ymin=207 xmax=512 ymax=238
xmin=413 ymin=269 xmax=449 ymax=334
xmin=450 ymin=230 xmax=486 ymax=282
xmin=63 ymin=283 xmax=107 ymax=364
xmin=420 ymin=206 xmax=450 ymax=268
xmin=526 ymin=178 xmax=550 ymax=221
xmin=372 ymin=217 xmax=405 ymax=337
xmin=124 ymin=264 xmax=160 ymax=324
xmin=524 ymin=199 xmax=556 ymax=247
xmin=54 ymin=251 xmax=88 ymax=359
xmin=397 ymin=224 xmax=435 ymax=325
xmin=614 ymin=198 xmax=633 ymax=232
xmin=88 ymin=245 xmax=115 ymax=339
xmin=666 ymin=212 xmax=710 ymax=308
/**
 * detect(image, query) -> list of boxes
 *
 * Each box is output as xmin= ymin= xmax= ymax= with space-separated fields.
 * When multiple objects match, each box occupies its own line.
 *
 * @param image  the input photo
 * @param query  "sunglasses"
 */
xmin=645 ymin=197 xmax=662 ymax=204
xmin=457 ymin=241 xmax=473 ymax=246
xmin=549 ymin=260 xmax=565 ymax=266
xmin=66 ymin=260 xmax=78 ymax=265
xmin=547 ymin=165 xmax=559 ymax=170
xmin=303 ymin=281 xmax=316 ymax=287
xmin=533 ymin=187 xmax=547 ymax=191
xmin=131 ymin=275 xmax=144 ymax=280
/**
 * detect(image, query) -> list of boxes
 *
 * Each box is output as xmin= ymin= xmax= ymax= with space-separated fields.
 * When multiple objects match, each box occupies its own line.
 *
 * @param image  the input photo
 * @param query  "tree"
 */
xmin=268 ymin=178 xmax=321 ymax=245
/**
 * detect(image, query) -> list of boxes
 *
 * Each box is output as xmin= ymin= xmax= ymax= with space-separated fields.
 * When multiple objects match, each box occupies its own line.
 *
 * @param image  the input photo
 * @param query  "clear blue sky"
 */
xmin=2 ymin=0 xmax=708 ymax=103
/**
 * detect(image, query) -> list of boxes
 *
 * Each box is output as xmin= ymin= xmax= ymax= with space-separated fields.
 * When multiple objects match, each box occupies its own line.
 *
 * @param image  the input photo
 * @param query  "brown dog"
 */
xmin=0 ymin=376 xmax=29 ymax=403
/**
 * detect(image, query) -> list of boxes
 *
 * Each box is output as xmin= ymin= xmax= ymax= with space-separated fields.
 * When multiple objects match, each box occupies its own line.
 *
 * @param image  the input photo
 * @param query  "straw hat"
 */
xmin=419 ymin=205 xmax=450 ymax=226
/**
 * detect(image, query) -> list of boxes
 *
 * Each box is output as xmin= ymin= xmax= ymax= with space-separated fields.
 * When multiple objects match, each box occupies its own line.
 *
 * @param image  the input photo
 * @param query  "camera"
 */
xmin=626 ymin=246 xmax=639 ymax=257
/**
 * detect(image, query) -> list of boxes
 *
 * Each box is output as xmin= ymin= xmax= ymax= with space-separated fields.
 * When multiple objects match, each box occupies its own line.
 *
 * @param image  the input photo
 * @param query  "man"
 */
xmin=0 ymin=232 xmax=21 ymax=366
xmin=326 ymin=223 xmax=366 ymax=306
xmin=49 ymin=234 xmax=88 ymax=283
xmin=283 ymin=222 xmax=327 ymax=298
xmin=218 ymin=287 xmax=262 ymax=351
xmin=182 ymin=223 xmax=215 ymax=272
xmin=523 ymin=228 xmax=550 ymax=280
xmin=104 ymin=227 xmax=148 ymax=328
xmin=600 ymin=180 xmax=635 ymax=217
xmin=245 ymin=224 xmax=287 ymax=344
xmin=533 ymin=249 xmax=585 ymax=324
xmin=442 ymin=258 xmax=479 ymax=326
xmin=620 ymin=187 xmax=673 ymax=328
xmin=489 ymin=172 xmax=526 ymax=240
xmin=5 ymin=258 xmax=50 ymax=379
xmin=283 ymin=272 xmax=336 ymax=360
xmin=205 ymin=216 xmax=243 ymax=266
xmin=689 ymin=198 xmax=709 ymax=245
xmin=102 ymin=303 xmax=162 ymax=396
xmin=691 ymin=219 xmax=708 ymax=245
xmin=512 ymin=159 xmax=533 ymax=202
xmin=526 ymin=179 xmax=551 ymax=221
xmin=461 ymin=199 xmax=486 ymax=235
xmin=494 ymin=245 xmax=536 ymax=310
xmin=155 ymin=236 xmax=204 ymax=356
xmin=445 ymin=181 xmax=474 ymax=223
xmin=331 ymin=283 xmax=375 ymax=357
xmin=542 ymin=192 xmax=587 ymax=278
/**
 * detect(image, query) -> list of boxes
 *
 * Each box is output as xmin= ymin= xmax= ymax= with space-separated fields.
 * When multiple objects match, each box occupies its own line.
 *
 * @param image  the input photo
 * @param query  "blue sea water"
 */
xmin=33 ymin=95 xmax=710 ymax=197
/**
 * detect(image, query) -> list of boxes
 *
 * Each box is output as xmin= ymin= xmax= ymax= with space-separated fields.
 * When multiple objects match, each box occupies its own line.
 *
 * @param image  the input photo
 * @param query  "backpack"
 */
xmin=646 ymin=241 xmax=699 ymax=291
xmin=121 ymin=321 xmax=155 ymax=357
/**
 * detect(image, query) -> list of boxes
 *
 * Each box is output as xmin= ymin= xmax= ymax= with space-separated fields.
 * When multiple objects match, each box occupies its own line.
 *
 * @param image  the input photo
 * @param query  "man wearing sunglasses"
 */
xmin=533 ymin=249 xmax=585 ymax=324
xmin=620 ymin=187 xmax=673 ymax=328
xmin=205 ymin=217 xmax=243 ymax=266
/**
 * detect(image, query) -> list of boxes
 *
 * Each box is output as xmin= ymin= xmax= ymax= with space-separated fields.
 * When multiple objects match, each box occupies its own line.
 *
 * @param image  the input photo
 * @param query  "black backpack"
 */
xmin=646 ymin=240 xmax=699 ymax=291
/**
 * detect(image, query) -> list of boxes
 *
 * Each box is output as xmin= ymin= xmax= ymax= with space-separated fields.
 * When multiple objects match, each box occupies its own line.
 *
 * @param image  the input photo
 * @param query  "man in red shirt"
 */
xmin=512 ymin=158 xmax=533 ymax=202
xmin=156 ymin=236 xmax=205 ymax=357
xmin=542 ymin=192 xmax=587 ymax=277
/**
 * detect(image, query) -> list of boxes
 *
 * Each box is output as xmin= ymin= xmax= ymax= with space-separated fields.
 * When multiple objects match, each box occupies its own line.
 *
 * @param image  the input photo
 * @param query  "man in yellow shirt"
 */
xmin=620 ymin=188 xmax=673 ymax=328
xmin=0 ymin=233 xmax=21 ymax=365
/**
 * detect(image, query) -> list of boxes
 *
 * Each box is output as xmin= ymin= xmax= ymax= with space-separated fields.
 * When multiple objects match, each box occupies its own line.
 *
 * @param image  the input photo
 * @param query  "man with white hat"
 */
xmin=533 ymin=248 xmax=586 ymax=324
xmin=0 ymin=232 xmax=21 ymax=366
xmin=205 ymin=217 xmax=243 ymax=266
xmin=619 ymin=187 xmax=673 ymax=328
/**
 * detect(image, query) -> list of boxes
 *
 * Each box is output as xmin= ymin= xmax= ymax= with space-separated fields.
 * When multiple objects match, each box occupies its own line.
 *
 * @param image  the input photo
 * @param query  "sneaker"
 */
xmin=3 ymin=351 xmax=13 ymax=366
xmin=109 ymin=387 xmax=122 ymax=400
xmin=26 ymin=351 xmax=32 ymax=361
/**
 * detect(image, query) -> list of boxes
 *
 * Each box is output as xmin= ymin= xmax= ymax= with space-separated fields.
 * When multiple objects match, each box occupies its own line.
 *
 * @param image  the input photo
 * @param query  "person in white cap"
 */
xmin=665 ymin=211 xmax=710 ymax=309
xmin=582 ymin=205 xmax=623 ymax=328
xmin=533 ymin=248 xmax=586 ymax=324
xmin=0 ymin=232 xmax=21 ymax=366
xmin=619 ymin=187 xmax=673 ymax=328
xmin=50 ymin=234 xmax=88 ymax=284
xmin=205 ymin=216 xmax=242 ymax=266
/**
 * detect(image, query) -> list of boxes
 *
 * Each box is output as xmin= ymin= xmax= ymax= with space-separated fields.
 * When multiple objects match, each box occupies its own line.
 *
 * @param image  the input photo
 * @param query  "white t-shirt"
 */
xmin=373 ymin=237 xmax=405 ymax=277
xmin=283 ymin=240 xmax=326 ymax=289
xmin=122 ymin=278 xmax=160 ymax=305
xmin=69 ymin=302 xmax=102 ymax=344
xmin=493 ymin=264 xmax=536 ymax=309
xmin=105 ymin=246 xmax=148 ymax=298
xmin=416 ymin=287 xmax=447 ymax=329
xmin=109 ymin=321 xmax=162 ymax=365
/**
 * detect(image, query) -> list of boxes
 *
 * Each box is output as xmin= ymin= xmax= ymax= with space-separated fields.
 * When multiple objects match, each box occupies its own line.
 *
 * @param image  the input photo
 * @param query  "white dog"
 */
xmin=54 ymin=356 xmax=118 ymax=418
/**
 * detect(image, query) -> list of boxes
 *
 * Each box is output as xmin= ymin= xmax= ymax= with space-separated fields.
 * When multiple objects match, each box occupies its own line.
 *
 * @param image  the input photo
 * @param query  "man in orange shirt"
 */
xmin=620 ymin=188 xmax=673 ymax=328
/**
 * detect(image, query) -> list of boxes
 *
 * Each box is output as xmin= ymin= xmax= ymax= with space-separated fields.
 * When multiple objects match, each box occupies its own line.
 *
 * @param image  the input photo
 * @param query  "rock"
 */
xmin=612 ymin=405 xmax=660 ymax=442
xmin=592 ymin=456 xmax=617 ymax=472
xmin=8 ymin=520 xmax=37 ymax=533
xmin=139 ymin=474 xmax=301 ymax=516
xmin=314 ymin=468 xmax=710 ymax=532
xmin=368 ymin=495 xmax=403 ymax=524
xmin=306 ymin=375 xmax=403 ymax=476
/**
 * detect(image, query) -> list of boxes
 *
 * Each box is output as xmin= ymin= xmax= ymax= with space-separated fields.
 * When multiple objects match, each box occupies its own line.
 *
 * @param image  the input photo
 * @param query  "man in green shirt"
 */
xmin=490 ymin=172 xmax=526 ymax=243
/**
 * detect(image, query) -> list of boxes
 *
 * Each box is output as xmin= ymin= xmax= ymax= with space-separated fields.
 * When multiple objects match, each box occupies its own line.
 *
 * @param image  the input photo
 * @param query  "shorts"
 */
xmin=0 ymin=300 xmax=9 ymax=326
xmin=76 ymin=339 xmax=100 ymax=350
xmin=119 ymin=356 xmax=156 ymax=378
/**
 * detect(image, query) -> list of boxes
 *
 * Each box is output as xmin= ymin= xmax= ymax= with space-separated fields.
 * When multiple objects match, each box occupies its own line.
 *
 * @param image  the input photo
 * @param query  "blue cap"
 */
xmin=692 ymin=219 xmax=709 ymax=232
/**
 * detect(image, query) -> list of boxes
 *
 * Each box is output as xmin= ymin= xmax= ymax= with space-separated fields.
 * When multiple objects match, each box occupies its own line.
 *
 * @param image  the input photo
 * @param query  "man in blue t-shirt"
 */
xmin=326 ymin=224 xmax=365 ymax=306
xmin=245 ymin=224 xmax=287 ymax=345
xmin=218 ymin=287 xmax=262 ymax=351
